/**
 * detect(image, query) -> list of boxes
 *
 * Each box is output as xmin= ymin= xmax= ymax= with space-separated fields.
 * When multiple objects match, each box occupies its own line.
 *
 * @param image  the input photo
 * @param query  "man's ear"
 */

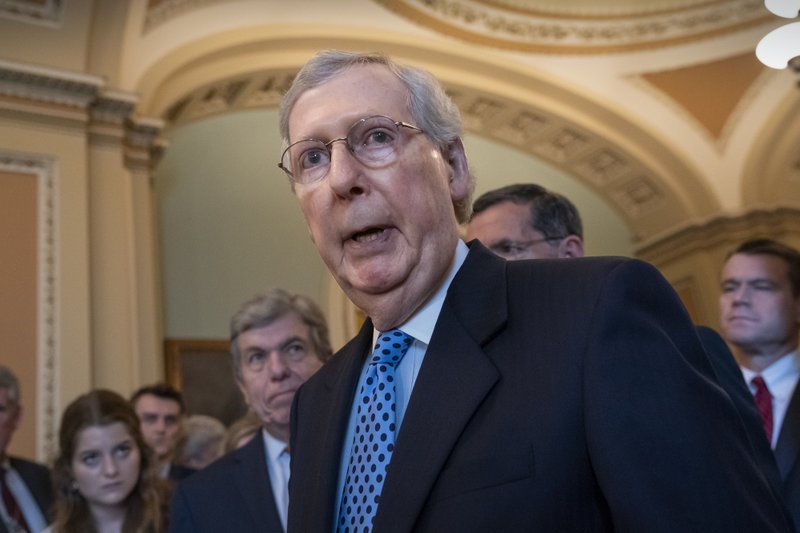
xmin=443 ymin=138 xmax=470 ymax=202
xmin=559 ymin=235 xmax=585 ymax=258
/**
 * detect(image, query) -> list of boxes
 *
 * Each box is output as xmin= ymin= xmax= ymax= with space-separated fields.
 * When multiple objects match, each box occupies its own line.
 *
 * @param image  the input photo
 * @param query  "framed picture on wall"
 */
xmin=164 ymin=339 xmax=247 ymax=427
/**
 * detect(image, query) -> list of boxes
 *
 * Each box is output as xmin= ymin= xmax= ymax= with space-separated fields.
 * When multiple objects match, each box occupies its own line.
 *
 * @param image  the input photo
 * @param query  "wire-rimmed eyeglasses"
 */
xmin=489 ymin=236 xmax=566 ymax=260
xmin=278 ymin=115 xmax=423 ymax=185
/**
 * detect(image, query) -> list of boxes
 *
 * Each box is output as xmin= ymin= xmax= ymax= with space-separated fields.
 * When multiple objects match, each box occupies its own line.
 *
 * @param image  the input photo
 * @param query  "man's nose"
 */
xmin=732 ymin=285 xmax=752 ymax=303
xmin=327 ymin=142 xmax=366 ymax=198
xmin=266 ymin=352 xmax=291 ymax=381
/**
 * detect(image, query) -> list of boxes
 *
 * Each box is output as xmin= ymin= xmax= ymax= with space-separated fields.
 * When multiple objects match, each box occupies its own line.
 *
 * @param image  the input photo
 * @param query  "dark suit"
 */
xmin=0 ymin=456 xmax=53 ymax=533
xmin=167 ymin=463 xmax=196 ymax=482
xmin=289 ymin=243 xmax=792 ymax=532
xmin=697 ymin=326 xmax=794 ymax=529
xmin=778 ymin=383 xmax=800 ymax=531
xmin=169 ymin=431 xmax=283 ymax=533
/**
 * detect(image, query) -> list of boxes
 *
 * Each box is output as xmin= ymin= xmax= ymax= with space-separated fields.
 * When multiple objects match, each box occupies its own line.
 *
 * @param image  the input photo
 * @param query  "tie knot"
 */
xmin=371 ymin=329 xmax=413 ymax=367
xmin=752 ymin=375 xmax=771 ymax=396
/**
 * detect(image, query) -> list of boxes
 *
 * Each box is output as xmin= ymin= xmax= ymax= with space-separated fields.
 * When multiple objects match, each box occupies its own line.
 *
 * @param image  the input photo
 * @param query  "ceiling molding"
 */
xmin=374 ymin=0 xmax=771 ymax=53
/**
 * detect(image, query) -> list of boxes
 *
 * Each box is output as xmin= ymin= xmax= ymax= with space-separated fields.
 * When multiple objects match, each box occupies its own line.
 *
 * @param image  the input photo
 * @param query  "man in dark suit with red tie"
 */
xmin=169 ymin=289 xmax=332 ymax=533
xmin=280 ymin=50 xmax=792 ymax=532
xmin=720 ymin=238 xmax=800 ymax=530
xmin=0 ymin=365 xmax=52 ymax=533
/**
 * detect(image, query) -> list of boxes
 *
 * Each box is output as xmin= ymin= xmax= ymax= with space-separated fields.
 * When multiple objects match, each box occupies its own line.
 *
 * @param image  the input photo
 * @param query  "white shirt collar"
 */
xmin=742 ymin=349 xmax=800 ymax=396
xmin=262 ymin=427 xmax=288 ymax=462
xmin=388 ymin=240 xmax=469 ymax=343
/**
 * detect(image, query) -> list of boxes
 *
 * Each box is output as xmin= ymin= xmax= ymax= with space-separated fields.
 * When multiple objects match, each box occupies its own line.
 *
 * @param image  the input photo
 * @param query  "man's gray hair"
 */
xmin=230 ymin=288 xmax=333 ymax=380
xmin=0 ymin=365 xmax=20 ymax=405
xmin=278 ymin=50 xmax=474 ymax=223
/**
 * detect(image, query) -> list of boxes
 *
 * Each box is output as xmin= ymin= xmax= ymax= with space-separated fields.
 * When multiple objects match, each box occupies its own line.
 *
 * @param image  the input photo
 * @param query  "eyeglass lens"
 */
xmin=280 ymin=116 xmax=415 ymax=184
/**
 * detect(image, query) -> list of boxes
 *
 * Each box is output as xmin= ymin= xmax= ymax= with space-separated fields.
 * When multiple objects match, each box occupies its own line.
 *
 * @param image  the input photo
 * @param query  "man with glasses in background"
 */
xmin=466 ymin=183 xmax=584 ymax=260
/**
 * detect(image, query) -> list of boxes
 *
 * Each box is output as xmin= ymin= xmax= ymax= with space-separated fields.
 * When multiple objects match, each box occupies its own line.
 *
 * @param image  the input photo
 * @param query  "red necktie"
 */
xmin=1 ymin=466 xmax=31 ymax=533
xmin=751 ymin=376 xmax=774 ymax=445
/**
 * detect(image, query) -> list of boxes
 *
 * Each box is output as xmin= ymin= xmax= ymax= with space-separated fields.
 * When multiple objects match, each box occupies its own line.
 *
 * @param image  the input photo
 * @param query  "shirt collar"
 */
xmin=262 ymin=427 xmax=289 ymax=462
xmin=742 ymin=350 xmax=800 ymax=393
xmin=386 ymin=240 xmax=469 ymax=344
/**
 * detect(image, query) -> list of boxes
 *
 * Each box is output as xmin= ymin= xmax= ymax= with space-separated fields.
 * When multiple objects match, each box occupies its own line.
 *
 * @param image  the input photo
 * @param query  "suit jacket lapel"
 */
xmin=235 ymin=432 xmax=284 ymax=531
xmin=373 ymin=243 xmax=507 ymax=532
xmin=775 ymin=385 xmax=800 ymax=480
xmin=312 ymin=322 xmax=375 ymax=531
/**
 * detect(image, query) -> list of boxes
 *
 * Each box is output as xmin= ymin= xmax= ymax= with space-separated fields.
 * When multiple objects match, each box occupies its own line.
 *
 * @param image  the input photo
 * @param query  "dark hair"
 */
xmin=130 ymin=383 xmax=185 ymax=414
xmin=729 ymin=238 xmax=800 ymax=297
xmin=52 ymin=389 xmax=166 ymax=533
xmin=230 ymin=288 xmax=333 ymax=381
xmin=471 ymin=183 xmax=583 ymax=240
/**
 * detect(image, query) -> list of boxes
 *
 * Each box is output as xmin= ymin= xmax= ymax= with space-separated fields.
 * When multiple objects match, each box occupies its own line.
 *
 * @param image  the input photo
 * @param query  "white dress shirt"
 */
xmin=262 ymin=429 xmax=290 ymax=532
xmin=333 ymin=240 xmax=469 ymax=521
xmin=741 ymin=350 xmax=800 ymax=449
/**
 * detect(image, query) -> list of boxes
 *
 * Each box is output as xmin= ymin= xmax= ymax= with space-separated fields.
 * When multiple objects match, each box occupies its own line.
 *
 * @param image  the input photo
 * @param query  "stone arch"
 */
xmin=742 ymin=86 xmax=800 ymax=208
xmin=134 ymin=29 xmax=720 ymax=243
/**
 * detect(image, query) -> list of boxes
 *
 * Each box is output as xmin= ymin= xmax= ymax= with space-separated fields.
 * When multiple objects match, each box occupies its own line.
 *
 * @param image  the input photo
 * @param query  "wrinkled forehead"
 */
xmin=287 ymin=64 xmax=410 ymax=142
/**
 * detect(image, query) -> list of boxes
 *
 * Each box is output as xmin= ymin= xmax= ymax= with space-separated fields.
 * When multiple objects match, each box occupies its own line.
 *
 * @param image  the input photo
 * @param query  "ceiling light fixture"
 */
xmin=757 ymin=0 xmax=800 ymax=71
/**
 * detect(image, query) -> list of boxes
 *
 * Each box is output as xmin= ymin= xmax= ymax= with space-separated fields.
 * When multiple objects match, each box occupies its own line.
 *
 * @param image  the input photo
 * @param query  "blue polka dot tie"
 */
xmin=337 ymin=329 xmax=414 ymax=532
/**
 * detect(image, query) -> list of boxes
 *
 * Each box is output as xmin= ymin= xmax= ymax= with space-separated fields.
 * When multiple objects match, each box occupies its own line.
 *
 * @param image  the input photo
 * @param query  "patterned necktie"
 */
xmin=1 ymin=467 xmax=30 ymax=533
xmin=337 ymin=329 xmax=413 ymax=532
xmin=751 ymin=375 xmax=774 ymax=445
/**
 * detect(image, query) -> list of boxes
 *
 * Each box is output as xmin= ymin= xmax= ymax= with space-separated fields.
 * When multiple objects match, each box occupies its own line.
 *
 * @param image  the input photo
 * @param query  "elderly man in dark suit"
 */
xmin=0 ymin=365 xmax=52 ymax=533
xmin=169 ymin=289 xmax=332 ymax=533
xmin=279 ymin=50 xmax=792 ymax=532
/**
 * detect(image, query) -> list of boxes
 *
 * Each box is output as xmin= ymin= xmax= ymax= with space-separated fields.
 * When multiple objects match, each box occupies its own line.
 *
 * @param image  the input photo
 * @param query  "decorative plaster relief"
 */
xmin=159 ymin=71 xmax=682 ymax=227
xmin=0 ymin=151 xmax=58 ymax=461
xmin=376 ymin=0 xmax=769 ymax=52
xmin=0 ymin=0 xmax=62 ymax=26
xmin=143 ymin=0 xmax=238 ymax=34
xmin=0 ymin=59 xmax=101 ymax=109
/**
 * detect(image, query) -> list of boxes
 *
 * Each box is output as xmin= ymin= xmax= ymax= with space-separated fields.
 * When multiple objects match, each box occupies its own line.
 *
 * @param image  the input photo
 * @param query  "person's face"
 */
xmin=0 ymin=388 xmax=20 ymax=456
xmin=287 ymin=64 xmax=470 ymax=330
xmin=719 ymin=253 xmax=800 ymax=357
xmin=71 ymin=422 xmax=141 ymax=514
xmin=235 ymin=313 xmax=324 ymax=442
xmin=133 ymin=394 xmax=182 ymax=461
xmin=466 ymin=201 xmax=560 ymax=260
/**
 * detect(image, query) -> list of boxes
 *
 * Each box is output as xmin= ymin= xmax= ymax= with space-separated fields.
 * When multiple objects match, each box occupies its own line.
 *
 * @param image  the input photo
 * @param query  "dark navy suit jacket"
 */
xmin=288 ymin=242 xmax=792 ymax=532
xmin=169 ymin=431 xmax=283 ymax=533
xmin=0 ymin=456 xmax=53 ymax=533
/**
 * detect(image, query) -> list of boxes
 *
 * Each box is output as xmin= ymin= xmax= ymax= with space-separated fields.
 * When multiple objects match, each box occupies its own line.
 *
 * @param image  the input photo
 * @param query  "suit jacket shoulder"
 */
xmin=169 ymin=432 xmax=283 ymax=533
xmin=289 ymin=244 xmax=792 ymax=532
xmin=8 ymin=456 xmax=53 ymax=523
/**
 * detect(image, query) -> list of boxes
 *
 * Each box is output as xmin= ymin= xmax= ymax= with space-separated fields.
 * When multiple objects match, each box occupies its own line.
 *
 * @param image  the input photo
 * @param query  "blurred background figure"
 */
xmin=719 ymin=238 xmax=800 ymax=530
xmin=170 ymin=288 xmax=332 ymax=533
xmin=0 ymin=365 xmax=52 ymax=533
xmin=130 ymin=384 xmax=195 ymax=482
xmin=466 ymin=182 xmax=584 ymax=260
xmin=49 ymin=389 xmax=166 ymax=533
xmin=223 ymin=411 xmax=261 ymax=453
xmin=177 ymin=415 xmax=225 ymax=471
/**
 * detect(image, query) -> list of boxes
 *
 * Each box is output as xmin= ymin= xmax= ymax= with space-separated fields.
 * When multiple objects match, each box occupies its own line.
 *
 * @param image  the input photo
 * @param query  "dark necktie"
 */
xmin=1 ymin=466 xmax=30 ymax=533
xmin=751 ymin=375 xmax=774 ymax=445
xmin=337 ymin=329 xmax=413 ymax=532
